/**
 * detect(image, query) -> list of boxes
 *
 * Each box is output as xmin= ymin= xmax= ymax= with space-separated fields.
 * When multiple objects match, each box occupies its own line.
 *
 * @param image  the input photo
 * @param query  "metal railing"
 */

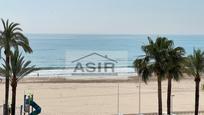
xmin=125 ymin=111 xmax=204 ymax=115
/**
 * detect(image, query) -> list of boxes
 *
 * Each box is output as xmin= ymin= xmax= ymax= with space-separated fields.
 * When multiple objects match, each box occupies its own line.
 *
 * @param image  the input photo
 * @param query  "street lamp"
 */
xmin=138 ymin=75 xmax=141 ymax=114
xmin=117 ymin=82 xmax=120 ymax=115
xmin=171 ymin=94 xmax=175 ymax=114
xmin=134 ymin=56 xmax=144 ymax=115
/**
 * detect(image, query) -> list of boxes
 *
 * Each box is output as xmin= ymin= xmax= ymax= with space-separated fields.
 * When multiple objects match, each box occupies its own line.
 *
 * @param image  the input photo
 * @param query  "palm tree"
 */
xmin=165 ymin=47 xmax=185 ymax=115
xmin=134 ymin=36 xmax=174 ymax=115
xmin=0 ymin=50 xmax=37 ymax=115
xmin=0 ymin=19 xmax=32 ymax=115
xmin=187 ymin=49 xmax=204 ymax=115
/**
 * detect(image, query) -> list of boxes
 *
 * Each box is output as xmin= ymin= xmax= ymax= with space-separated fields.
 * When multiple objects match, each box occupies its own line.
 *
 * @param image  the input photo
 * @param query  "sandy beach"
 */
xmin=0 ymin=77 xmax=203 ymax=115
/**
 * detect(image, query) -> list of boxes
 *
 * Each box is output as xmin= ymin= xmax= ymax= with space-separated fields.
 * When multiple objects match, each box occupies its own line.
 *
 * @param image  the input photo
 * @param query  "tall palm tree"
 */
xmin=134 ymin=36 xmax=173 ymax=115
xmin=187 ymin=49 xmax=204 ymax=115
xmin=0 ymin=50 xmax=37 ymax=115
xmin=165 ymin=47 xmax=185 ymax=115
xmin=0 ymin=19 xmax=32 ymax=115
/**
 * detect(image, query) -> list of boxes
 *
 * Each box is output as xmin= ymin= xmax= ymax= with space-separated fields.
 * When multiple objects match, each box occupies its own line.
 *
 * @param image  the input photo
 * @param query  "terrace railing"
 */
xmin=125 ymin=111 xmax=204 ymax=115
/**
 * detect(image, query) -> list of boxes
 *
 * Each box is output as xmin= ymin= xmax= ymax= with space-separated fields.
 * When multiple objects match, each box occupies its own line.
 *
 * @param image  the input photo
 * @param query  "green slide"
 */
xmin=26 ymin=99 xmax=41 ymax=115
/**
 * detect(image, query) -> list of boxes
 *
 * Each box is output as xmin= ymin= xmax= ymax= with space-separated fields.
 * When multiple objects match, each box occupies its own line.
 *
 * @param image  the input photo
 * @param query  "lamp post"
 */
xmin=135 ymin=56 xmax=144 ymax=115
xmin=171 ymin=94 xmax=175 ymax=114
xmin=117 ymin=83 xmax=120 ymax=115
xmin=117 ymin=69 xmax=120 ymax=115
xmin=138 ymin=75 xmax=141 ymax=114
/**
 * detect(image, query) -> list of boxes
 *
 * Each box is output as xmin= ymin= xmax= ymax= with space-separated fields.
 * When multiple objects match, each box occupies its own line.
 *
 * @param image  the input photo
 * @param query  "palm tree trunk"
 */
xmin=195 ymin=77 xmax=200 ymax=115
xmin=4 ymin=50 xmax=10 ymax=115
xmin=158 ymin=76 xmax=162 ymax=115
xmin=167 ymin=76 xmax=172 ymax=115
xmin=11 ymin=83 xmax=17 ymax=115
xmin=5 ymin=76 xmax=9 ymax=115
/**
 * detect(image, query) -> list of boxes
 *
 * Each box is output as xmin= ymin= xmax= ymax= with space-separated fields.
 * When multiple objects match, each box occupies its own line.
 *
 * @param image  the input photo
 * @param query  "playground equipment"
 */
xmin=23 ymin=94 xmax=41 ymax=115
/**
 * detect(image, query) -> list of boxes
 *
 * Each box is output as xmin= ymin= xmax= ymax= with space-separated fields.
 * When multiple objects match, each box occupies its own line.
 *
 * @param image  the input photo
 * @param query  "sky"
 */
xmin=0 ymin=0 xmax=204 ymax=34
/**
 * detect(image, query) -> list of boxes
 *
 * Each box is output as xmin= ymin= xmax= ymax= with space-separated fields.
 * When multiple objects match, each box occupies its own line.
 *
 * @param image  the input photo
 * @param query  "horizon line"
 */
xmin=25 ymin=33 xmax=204 ymax=36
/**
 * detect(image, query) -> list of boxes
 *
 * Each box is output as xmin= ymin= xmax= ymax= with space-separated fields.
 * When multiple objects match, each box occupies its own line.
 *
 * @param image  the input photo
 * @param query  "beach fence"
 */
xmin=125 ymin=111 xmax=204 ymax=115
xmin=15 ymin=105 xmax=23 ymax=115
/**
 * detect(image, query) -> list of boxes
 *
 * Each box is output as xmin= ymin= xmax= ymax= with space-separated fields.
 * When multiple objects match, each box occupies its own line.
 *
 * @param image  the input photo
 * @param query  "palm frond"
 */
xmin=0 ymin=19 xmax=33 ymax=54
xmin=0 ymin=50 xmax=38 ymax=84
xmin=187 ymin=49 xmax=204 ymax=77
xmin=134 ymin=36 xmax=185 ymax=83
xmin=1 ymin=19 xmax=7 ymax=30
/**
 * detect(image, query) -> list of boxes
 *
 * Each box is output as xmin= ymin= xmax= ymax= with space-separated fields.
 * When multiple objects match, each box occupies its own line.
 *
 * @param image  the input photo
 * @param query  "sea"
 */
xmin=1 ymin=34 xmax=204 ymax=78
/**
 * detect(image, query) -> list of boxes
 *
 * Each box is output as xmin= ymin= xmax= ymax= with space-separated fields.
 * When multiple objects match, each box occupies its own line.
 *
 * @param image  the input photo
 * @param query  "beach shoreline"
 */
xmin=0 ymin=75 xmax=198 ymax=85
xmin=0 ymin=74 xmax=195 ymax=83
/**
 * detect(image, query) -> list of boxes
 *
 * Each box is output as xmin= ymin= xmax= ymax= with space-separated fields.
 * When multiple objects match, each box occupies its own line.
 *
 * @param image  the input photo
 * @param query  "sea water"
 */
xmin=2 ymin=34 xmax=204 ymax=77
